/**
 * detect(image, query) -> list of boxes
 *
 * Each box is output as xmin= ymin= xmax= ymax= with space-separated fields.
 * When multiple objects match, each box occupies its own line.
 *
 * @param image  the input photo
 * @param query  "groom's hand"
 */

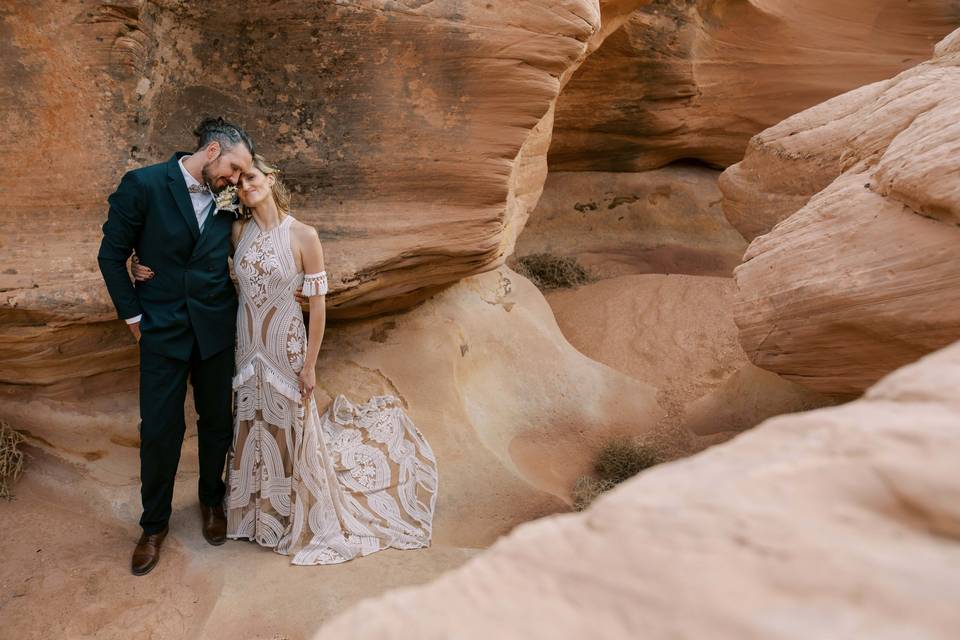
xmin=128 ymin=321 xmax=142 ymax=343
xmin=294 ymin=289 xmax=308 ymax=306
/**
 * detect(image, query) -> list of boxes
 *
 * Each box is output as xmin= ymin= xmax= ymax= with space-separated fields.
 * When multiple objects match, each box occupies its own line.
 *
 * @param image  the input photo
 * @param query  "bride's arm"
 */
xmin=297 ymin=223 xmax=327 ymax=397
xmin=231 ymin=220 xmax=242 ymax=253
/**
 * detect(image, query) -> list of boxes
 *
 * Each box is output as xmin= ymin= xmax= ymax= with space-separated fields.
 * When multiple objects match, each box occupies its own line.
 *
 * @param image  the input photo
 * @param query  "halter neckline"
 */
xmin=252 ymin=213 xmax=293 ymax=235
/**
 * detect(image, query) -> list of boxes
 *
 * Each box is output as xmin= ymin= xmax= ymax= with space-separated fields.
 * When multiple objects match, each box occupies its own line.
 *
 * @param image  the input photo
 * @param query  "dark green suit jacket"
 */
xmin=98 ymin=152 xmax=237 ymax=361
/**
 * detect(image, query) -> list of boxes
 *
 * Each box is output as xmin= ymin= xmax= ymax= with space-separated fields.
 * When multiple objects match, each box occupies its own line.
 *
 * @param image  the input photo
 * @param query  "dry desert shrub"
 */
xmin=594 ymin=438 xmax=660 ymax=484
xmin=0 ymin=420 xmax=26 ymax=499
xmin=514 ymin=253 xmax=590 ymax=290
xmin=572 ymin=438 xmax=662 ymax=511
xmin=572 ymin=476 xmax=617 ymax=512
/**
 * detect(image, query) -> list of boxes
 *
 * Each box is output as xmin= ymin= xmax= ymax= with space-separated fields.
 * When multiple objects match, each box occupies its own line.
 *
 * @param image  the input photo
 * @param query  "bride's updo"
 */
xmin=241 ymin=154 xmax=291 ymax=218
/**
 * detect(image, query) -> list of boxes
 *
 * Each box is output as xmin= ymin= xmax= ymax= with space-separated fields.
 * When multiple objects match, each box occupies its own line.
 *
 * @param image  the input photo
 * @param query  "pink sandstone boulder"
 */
xmin=311 ymin=267 xmax=663 ymax=547
xmin=314 ymin=340 xmax=960 ymax=640
xmin=729 ymin=30 xmax=960 ymax=395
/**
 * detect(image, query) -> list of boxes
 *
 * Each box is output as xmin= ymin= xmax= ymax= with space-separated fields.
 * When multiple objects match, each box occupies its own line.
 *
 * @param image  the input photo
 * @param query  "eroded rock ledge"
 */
xmin=0 ymin=0 xmax=646 ymax=419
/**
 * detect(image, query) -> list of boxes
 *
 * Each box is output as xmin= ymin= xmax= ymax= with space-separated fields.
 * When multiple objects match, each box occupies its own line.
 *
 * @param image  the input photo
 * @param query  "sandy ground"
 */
xmin=0 ymin=457 xmax=476 ymax=640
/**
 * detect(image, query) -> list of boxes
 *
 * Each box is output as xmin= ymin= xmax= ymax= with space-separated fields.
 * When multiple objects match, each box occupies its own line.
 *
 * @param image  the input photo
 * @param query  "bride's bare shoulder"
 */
xmin=290 ymin=218 xmax=321 ymax=245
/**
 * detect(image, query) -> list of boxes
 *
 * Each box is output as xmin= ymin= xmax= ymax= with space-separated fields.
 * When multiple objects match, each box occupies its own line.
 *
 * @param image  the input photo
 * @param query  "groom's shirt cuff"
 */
xmin=125 ymin=315 xmax=142 ymax=324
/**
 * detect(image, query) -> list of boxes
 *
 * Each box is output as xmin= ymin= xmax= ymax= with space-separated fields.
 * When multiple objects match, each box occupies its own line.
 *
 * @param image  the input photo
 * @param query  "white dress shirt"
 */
xmin=179 ymin=155 xmax=215 ymax=232
xmin=125 ymin=157 xmax=215 ymax=325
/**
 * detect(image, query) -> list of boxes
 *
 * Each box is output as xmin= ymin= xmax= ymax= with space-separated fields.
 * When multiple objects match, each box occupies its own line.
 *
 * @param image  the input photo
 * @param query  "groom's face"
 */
xmin=202 ymin=142 xmax=253 ymax=193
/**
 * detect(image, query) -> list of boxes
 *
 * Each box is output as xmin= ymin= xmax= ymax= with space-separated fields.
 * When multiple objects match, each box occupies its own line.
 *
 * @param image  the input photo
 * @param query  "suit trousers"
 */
xmin=138 ymin=340 xmax=234 ymax=534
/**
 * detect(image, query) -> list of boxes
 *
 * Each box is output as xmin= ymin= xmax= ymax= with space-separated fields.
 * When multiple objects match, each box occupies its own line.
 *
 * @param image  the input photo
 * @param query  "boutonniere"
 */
xmin=214 ymin=185 xmax=241 ymax=218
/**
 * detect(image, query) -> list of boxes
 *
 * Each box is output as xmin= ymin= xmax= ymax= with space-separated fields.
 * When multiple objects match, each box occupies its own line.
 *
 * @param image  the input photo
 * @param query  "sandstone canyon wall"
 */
xmin=514 ymin=166 xmax=747 ymax=279
xmin=728 ymin=30 xmax=960 ymax=396
xmin=3 ymin=0 xmax=956 ymax=508
xmin=3 ymin=3 xmax=960 ymax=638
xmin=516 ymin=0 xmax=959 ymax=339
xmin=0 ymin=0 xmax=648 ymax=321
xmin=4 ymin=0 xmax=958 ymax=523
xmin=549 ymin=0 xmax=960 ymax=171
xmin=0 ymin=0 xmax=653 ymax=490
xmin=509 ymin=0 xmax=960 ymax=434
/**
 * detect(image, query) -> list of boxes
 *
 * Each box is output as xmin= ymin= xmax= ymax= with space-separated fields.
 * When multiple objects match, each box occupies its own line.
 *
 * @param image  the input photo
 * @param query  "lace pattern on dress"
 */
xmin=225 ymin=215 xmax=437 ymax=565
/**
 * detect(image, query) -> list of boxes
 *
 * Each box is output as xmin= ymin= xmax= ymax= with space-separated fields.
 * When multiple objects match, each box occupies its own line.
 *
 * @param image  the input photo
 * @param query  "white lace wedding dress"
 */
xmin=225 ymin=214 xmax=438 ymax=565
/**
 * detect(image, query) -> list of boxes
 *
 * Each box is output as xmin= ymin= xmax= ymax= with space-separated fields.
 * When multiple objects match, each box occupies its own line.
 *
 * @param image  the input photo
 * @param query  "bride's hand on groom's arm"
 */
xmin=129 ymin=255 xmax=155 ymax=282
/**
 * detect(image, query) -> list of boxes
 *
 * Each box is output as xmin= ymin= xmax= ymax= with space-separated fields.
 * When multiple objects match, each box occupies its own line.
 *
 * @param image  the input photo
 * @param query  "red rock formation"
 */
xmin=730 ymin=30 xmax=960 ymax=396
xmin=314 ymin=340 xmax=960 ymax=640
xmin=0 ymin=0 xmax=647 ymax=321
xmin=0 ymin=0 xmax=647 ymax=463
xmin=550 ymin=0 xmax=959 ymax=172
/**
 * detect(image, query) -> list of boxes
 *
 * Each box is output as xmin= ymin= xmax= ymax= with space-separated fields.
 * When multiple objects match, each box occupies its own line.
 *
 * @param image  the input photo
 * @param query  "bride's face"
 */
xmin=238 ymin=167 xmax=275 ymax=208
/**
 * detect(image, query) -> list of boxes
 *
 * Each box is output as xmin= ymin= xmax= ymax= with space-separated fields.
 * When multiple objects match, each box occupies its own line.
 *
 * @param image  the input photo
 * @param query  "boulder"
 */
xmin=729 ymin=32 xmax=960 ymax=395
xmin=315 ymin=340 xmax=960 ymax=640
xmin=312 ymin=267 xmax=663 ymax=546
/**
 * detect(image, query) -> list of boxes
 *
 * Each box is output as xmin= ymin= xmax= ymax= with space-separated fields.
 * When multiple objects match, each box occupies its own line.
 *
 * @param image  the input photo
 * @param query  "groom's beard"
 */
xmin=201 ymin=161 xmax=228 ymax=194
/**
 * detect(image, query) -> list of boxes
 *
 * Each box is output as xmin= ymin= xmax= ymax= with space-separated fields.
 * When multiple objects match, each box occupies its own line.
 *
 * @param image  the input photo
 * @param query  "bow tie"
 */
xmin=188 ymin=183 xmax=210 ymax=194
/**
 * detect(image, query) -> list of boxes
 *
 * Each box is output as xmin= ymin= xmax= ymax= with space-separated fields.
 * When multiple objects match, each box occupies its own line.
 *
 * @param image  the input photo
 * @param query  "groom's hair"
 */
xmin=193 ymin=117 xmax=255 ymax=156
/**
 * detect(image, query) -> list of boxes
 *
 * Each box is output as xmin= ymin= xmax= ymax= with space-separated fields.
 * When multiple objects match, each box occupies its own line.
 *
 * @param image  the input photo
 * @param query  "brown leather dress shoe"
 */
xmin=200 ymin=502 xmax=227 ymax=546
xmin=131 ymin=526 xmax=168 ymax=576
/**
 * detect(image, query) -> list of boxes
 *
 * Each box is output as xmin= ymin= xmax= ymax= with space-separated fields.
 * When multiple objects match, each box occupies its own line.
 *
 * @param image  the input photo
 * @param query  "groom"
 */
xmin=98 ymin=117 xmax=254 ymax=576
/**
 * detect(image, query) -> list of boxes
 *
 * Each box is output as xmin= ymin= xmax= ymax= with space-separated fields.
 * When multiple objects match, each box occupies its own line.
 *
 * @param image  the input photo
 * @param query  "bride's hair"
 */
xmin=240 ymin=154 xmax=291 ymax=220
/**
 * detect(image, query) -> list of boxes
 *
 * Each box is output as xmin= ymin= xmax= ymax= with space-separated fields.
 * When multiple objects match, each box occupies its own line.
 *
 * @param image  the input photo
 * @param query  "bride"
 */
xmin=134 ymin=155 xmax=438 ymax=565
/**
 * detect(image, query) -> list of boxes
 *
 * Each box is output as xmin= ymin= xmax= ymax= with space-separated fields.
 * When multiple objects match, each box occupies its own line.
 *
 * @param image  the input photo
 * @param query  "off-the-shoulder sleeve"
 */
xmin=302 ymin=270 xmax=328 ymax=296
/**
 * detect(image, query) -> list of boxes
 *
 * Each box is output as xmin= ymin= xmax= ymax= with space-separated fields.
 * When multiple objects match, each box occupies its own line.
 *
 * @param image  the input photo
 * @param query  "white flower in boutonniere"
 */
xmin=214 ymin=185 xmax=241 ymax=219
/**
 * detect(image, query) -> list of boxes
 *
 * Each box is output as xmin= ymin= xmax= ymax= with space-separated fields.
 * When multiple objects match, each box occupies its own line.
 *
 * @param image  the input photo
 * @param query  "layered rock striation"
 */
xmin=1 ymin=0 xmax=648 ymax=322
xmin=550 ymin=0 xmax=960 ymax=172
xmin=0 ymin=0 xmax=648 ymax=462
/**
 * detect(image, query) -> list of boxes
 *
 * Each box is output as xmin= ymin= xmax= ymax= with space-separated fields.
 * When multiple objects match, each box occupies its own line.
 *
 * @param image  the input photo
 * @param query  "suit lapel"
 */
xmin=166 ymin=153 xmax=200 ymax=240
xmin=192 ymin=199 xmax=220 ymax=257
